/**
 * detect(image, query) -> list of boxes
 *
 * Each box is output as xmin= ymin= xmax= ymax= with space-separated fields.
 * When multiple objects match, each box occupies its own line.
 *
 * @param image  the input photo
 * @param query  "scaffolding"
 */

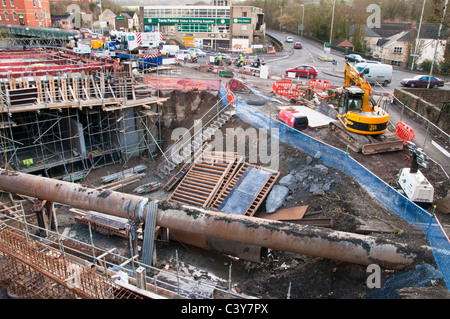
xmin=0 ymin=63 xmax=167 ymax=178
xmin=0 ymin=195 xmax=249 ymax=299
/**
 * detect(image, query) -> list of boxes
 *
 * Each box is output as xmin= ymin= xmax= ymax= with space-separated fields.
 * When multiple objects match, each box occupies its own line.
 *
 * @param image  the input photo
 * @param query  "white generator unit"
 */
xmin=397 ymin=141 xmax=434 ymax=203
xmin=398 ymin=167 xmax=434 ymax=203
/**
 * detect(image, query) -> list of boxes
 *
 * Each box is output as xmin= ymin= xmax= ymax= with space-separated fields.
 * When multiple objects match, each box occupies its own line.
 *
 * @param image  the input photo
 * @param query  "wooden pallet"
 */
xmin=167 ymin=151 xmax=240 ymax=207
xmin=163 ymin=142 xmax=211 ymax=192
xmin=209 ymin=163 xmax=280 ymax=217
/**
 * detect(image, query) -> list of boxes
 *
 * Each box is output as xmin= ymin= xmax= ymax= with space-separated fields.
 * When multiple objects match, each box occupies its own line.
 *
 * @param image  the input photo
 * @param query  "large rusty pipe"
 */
xmin=0 ymin=169 xmax=419 ymax=270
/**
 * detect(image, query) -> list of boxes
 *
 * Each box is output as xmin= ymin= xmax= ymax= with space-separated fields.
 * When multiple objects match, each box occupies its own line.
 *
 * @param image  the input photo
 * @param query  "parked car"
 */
xmin=285 ymin=36 xmax=294 ymax=43
xmin=345 ymin=54 xmax=366 ymax=63
xmin=285 ymin=65 xmax=318 ymax=78
xmin=355 ymin=62 xmax=392 ymax=86
xmin=294 ymin=42 xmax=303 ymax=49
xmin=400 ymin=75 xmax=445 ymax=88
xmin=176 ymin=49 xmax=191 ymax=61
xmin=188 ymin=48 xmax=206 ymax=57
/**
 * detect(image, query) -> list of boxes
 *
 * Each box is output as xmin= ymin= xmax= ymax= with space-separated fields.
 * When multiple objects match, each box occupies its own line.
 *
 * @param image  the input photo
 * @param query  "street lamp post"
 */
xmin=411 ymin=0 xmax=426 ymax=71
xmin=427 ymin=0 xmax=448 ymax=88
xmin=301 ymin=4 xmax=305 ymax=37
xmin=329 ymin=0 xmax=336 ymax=44
xmin=279 ymin=6 xmax=283 ymax=30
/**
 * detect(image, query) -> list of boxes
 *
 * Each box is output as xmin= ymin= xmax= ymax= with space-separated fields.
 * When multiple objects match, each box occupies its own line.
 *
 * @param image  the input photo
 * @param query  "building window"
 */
xmin=391 ymin=60 xmax=401 ymax=66
xmin=1 ymin=0 xmax=5 ymax=7
xmin=12 ymin=11 xmax=16 ymax=21
xmin=35 ymin=12 xmax=38 ymax=21
xmin=32 ymin=0 xmax=36 ymax=7
xmin=4 ymin=12 xmax=8 ymax=21
xmin=9 ymin=0 xmax=13 ymax=6
xmin=242 ymin=12 xmax=247 ymax=17
xmin=393 ymin=47 xmax=402 ymax=54
xmin=178 ymin=23 xmax=212 ymax=33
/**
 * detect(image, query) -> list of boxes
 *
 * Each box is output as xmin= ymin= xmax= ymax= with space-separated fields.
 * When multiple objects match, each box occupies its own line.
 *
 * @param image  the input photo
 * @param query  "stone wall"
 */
xmin=393 ymin=88 xmax=449 ymax=132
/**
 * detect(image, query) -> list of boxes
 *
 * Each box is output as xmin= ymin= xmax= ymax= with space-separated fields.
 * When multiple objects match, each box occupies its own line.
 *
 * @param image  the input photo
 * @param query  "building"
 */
xmin=139 ymin=0 xmax=265 ymax=52
xmin=49 ymin=0 xmax=95 ymax=3
xmin=350 ymin=23 xmax=449 ymax=68
xmin=116 ymin=11 xmax=139 ymax=32
xmin=0 ymin=0 xmax=51 ymax=28
xmin=94 ymin=8 xmax=116 ymax=31
xmin=331 ymin=38 xmax=354 ymax=51
xmin=51 ymin=13 xmax=73 ymax=29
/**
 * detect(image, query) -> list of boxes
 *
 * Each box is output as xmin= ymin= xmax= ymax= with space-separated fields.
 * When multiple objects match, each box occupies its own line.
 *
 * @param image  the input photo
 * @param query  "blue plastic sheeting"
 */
xmin=218 ymin=82 xmax=450 ymax=292
xmin=219 ymin=166 xmax=271 ymax=215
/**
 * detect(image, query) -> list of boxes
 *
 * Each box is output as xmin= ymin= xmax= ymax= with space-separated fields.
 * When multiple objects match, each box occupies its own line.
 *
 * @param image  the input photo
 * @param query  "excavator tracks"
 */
xmin=329 ymin=121 xmax=404 ymax=155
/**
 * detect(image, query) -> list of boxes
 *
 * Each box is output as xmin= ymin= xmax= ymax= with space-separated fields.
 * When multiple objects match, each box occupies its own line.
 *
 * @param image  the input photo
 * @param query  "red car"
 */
xmin=285 ymin=65 xmax=318 ymax=78
xmin=294 ymin=42 xmax=303 ymax=49
xmin=400 ymin=75 xmax=445 ymax=89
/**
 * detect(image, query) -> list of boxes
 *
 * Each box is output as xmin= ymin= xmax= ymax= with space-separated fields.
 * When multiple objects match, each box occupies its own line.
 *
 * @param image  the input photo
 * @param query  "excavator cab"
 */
xmin=337 ymin=87 xmax=365 ymax=115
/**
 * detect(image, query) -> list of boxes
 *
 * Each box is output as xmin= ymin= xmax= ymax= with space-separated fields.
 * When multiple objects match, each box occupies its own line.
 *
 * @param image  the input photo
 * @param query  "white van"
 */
xmin=160 ymin=45 xmax=180 ymax=57
xmin=355 ymin=63 xmax=392 ymax=86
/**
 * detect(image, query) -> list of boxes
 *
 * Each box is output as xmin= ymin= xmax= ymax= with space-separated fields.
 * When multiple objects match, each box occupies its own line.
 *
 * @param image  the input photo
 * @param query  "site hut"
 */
xmin=138 ymin=0 xmax=265 ymax=52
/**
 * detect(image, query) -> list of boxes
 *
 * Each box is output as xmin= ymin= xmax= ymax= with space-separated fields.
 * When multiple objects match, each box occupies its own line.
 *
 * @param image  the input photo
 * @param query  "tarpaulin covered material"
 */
xmin=144 ymin=76 xmax=221 ymax=91
xmin=219 ymin=166 xmax=271 ymax=215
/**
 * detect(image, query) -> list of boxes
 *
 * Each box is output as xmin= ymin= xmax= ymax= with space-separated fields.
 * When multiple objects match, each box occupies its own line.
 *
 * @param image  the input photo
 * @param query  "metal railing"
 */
xmin=0 ymin=206 xmax=250 ymax=299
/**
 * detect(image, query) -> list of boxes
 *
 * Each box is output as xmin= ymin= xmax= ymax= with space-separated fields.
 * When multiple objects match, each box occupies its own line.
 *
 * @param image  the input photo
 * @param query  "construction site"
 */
xmin=0 ymin=45 xmax=449 ymax=302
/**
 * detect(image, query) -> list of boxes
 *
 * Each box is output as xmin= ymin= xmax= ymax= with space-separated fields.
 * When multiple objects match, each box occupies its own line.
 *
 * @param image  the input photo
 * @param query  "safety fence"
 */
xmin=219 ymin=83 xmax=450 ymax=292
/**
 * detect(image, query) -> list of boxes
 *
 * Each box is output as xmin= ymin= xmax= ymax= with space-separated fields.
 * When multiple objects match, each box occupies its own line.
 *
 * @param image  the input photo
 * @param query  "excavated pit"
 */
xmin=1 ymin=85 xmax=446 ymax=299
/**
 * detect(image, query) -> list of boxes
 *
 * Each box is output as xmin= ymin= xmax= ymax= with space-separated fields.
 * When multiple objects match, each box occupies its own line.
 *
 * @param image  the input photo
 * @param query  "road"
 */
xmin=263 ymin=30 xmax=449 ymax=96
xmin=262 ymin=30 xmax=450 ymax=178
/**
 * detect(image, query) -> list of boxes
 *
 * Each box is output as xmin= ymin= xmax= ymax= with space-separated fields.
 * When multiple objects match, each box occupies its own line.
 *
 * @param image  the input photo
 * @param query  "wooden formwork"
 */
xmin=163 ymin=143 xmax=212 ymax=192
xmin=167 ymin=151 xmax=243 ymax=207
xmin=209 ymin=163 xmax=280 ymax=217
xmin=166 ymin=144 xmax=280 ymax=217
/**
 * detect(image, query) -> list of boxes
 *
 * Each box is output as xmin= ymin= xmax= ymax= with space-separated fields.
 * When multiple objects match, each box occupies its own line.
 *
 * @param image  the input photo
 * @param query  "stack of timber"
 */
xmin=168 ymin=151 xmax=243 ymax=207
xmin=167 ymin=148 xmax=280 ymax=217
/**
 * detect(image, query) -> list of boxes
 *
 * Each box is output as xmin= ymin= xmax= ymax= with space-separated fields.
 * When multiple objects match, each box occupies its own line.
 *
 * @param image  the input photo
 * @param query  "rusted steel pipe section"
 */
xmin=0 ymin=169 xmax=418 ymax=270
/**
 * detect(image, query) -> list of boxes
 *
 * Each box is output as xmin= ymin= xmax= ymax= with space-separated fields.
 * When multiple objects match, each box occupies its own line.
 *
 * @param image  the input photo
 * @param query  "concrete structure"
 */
xmin=139 ymin=1 xmax=265 ymax=51
xmin=0 ymin=0 xmax=51 ymax=28
xmin=0 ymin=48 xmax=166 ymax=178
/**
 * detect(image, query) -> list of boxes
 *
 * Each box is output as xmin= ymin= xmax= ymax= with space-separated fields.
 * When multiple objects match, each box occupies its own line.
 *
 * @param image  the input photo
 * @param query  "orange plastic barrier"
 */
xmin=394 ymin=121 xmax=415 ymax=144
xmin=275 ymin=87 xmax=300 ymax=99
xmin=272 ymin=79 xmax=300 ymax=98
xmin=226 ymin=87 xmax=235 ymax=105
xmin=308 ymin=79 xmax=330 ymax=91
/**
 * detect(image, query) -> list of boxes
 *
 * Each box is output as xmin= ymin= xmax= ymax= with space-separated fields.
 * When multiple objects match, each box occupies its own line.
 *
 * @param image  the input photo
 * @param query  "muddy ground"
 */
xmin=9 ymin=64 xmax=449 ymax=300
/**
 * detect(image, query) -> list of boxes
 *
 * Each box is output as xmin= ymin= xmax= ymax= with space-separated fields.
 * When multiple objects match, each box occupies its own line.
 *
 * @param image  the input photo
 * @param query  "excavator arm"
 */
xmin=344 ymin=62 xmax=373 ymax=113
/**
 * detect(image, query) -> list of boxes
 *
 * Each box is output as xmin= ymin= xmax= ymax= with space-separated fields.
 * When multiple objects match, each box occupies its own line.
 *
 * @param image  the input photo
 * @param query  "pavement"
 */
xmin=322 ymin=70 xmax=344 ymax=78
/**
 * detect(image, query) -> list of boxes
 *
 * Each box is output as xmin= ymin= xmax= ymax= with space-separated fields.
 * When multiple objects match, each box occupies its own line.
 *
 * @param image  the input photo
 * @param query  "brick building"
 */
xmin=0 ymin=0 xmax=51 ymax=28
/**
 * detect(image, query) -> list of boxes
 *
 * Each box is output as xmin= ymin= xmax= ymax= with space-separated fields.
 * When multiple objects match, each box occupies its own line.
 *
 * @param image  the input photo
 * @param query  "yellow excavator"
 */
xmin=329 ymin=62 xmax=403 ymax=154
xmin=336 ymin=62 xmax=389 ymax=135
